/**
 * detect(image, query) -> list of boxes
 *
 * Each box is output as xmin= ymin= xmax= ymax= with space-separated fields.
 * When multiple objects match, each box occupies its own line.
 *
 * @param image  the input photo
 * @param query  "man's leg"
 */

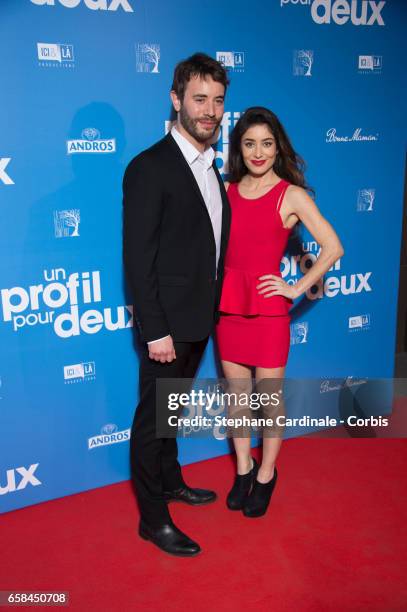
xmin=130 ymin=343 xmax=191 ymax=527
xmin=160 ymin=338 xmax=209 ymax=490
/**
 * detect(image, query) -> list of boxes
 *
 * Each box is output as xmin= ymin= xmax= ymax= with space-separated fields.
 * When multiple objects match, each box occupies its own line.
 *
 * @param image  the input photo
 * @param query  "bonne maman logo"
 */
xmin=0 ymin=268 xmax=133 ymax=339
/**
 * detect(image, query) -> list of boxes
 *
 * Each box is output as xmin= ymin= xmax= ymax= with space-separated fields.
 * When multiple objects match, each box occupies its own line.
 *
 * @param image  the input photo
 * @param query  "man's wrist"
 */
xmin=147 ymin=335 xmax=170 ymax=345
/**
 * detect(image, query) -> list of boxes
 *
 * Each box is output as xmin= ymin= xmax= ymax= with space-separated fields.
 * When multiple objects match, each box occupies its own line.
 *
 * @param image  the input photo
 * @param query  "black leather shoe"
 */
xmin=226 ymin=457 xmax=259 ymax=510
xmin=163 ymin=485 xmax=217 ymax=505
xmin=139 ymin=521 xmax=201 ymax=557
xmin=243 ymin=467 xmax=278 ymax=518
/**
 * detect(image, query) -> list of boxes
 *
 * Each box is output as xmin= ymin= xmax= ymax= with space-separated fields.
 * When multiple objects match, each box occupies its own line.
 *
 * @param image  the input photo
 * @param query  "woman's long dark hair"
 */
xmin=228 ymin=106 xmax=313 ymax=194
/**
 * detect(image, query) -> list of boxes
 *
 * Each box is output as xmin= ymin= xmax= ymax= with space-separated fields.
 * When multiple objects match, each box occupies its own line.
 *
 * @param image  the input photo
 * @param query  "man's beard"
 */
xmin=179 ymin=105 xmax=221 ymax=144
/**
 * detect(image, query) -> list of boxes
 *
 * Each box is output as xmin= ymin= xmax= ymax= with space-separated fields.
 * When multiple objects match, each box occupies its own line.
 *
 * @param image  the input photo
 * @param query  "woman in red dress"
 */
xmin=217 ymin=107 xmax=344 ymax=517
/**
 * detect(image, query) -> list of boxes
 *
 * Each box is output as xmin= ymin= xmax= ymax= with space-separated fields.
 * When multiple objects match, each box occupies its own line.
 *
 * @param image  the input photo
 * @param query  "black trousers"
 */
xmin=130 ymin=338 xmax=209 ymax=527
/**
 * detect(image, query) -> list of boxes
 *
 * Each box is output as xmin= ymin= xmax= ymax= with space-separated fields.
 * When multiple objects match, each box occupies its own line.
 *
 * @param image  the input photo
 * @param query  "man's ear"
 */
xmin=170 ymin=90 xmax=181 ymax=113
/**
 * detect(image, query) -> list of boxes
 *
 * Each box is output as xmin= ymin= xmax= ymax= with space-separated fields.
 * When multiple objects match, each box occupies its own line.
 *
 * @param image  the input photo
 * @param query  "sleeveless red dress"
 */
xmin=216 ymin=179 xmax=293 ymax=368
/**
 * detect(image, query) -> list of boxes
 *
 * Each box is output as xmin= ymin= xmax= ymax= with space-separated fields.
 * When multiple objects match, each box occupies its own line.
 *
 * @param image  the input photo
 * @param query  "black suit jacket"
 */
xmin=123 ymin=132 xmax=231 ymax=343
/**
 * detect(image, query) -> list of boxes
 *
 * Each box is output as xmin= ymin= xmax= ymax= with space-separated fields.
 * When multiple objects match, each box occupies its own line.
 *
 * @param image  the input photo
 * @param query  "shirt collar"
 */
xmin=171 ymin=125 xmax=215 ymax=168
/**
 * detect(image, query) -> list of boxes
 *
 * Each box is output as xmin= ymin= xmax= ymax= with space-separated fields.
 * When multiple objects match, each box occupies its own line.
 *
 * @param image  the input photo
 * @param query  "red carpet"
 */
xmin=1 ymin=438 xmax=407 ymax=611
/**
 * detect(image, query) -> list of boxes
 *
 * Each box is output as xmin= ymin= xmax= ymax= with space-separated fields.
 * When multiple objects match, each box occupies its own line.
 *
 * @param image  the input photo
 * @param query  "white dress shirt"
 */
xmin=149 ymin=125 xmax=223 ymax=345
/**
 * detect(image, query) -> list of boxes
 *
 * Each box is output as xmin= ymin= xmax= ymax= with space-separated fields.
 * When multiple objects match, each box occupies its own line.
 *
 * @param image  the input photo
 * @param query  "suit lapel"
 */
xmin=212 ymin=161 xmax=231 ymax=262
xmin=166 ymin=133 xmax=213 ymax=218
xmin=165 ymin=133 xmax=231 ymax=261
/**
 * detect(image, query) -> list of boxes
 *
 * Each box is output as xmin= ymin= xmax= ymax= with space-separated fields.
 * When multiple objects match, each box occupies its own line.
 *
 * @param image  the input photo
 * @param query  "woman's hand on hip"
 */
xmin=256 ymin=274 xmax=298 ymax=299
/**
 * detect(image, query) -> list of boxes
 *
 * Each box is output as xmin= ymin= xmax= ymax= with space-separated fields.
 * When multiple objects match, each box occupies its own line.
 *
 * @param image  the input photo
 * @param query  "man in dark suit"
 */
xmin=123 ymin=53 xmax=231 ymax=556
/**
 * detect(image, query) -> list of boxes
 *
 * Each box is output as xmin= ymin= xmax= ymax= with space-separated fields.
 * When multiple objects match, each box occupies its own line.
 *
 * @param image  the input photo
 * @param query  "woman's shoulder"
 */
xmin=284 ymin=183 xmax=308 ymax=200
xmin=284 ymin=183 xmax=315 ymax=213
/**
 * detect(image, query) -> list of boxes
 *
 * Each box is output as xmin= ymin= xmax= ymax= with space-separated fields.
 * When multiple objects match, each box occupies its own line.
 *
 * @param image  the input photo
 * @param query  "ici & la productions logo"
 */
xmin=54 ymin=209 xmax=80 ymax=238
xmin=31 ymin=0 xmax=133 ymax=12
xmin=136 ymin=44 xmax=160 ymax=73
xmin=0 ymin=267 xmax=133 ymax=338
xmin=357 ymin=189 xmax=375 ymax=211
xmin=326 ymin=128 xmax=379 ymax=143
xmin=358 ymin=55 xmax=382 ymax=73
xmin=88 ymin=423 xmax=130 ymax=449
xmin=293 ymin=50 xmax=314 ymax=76
xmin=0 ymin=158 xmax=14 ymax=185
xmin=280 ymin=0 xmax=386 ymax=26
xmin=66 ymin=128 xmax=116 ymax=155
xmin=349 ymin=314 xmax=371 ymax=331
xmin=290 ymin=321 xmax=309 ymax=345
xmin=37 ymin=43 xmax=74 ymax=68
xmin=64 ymin=361 xmax=96 ymax=384
xmin=0 ymin=464 xmax=41 ymax=496
xmin=216 ymin=52 xmax=245 ymax=73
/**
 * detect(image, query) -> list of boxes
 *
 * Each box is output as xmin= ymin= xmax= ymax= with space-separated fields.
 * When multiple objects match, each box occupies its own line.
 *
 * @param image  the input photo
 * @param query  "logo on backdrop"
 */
xmin=349 ymin=314 xmax=371 ymax=331
xmin=37 ymin=43 xmax=75 ymax=68
xmin=88 ymin=424 xmax=130 ymax=449
xmin=136 ymin=44 xmax=160 ymax=73
xmin=290 ymin=321 xmax=309 ymax=345
xmin=326 ymin=128 xmax=379 ymax=143
xmin=280 ymin=0 xmax=386 ymax=26
xmin=0 ymin=268 xmax=133 ymax=338
xmin=0 ymin=464 xmax=41 ymax=496
xmin=293 ymin=50 xmax=314 ymax=76
xmin=66 ymin=128 xmax=116 ymax=155
xmin=320 ymin=377 xmax=368 ymax=393
xmin=358 ymin=55 xmax=382 ymax=73
xmin=64 ymin=361 xmax=96 ymax=383
xmin=164 ymin=111 xmax=241 ymax=175
xmin=31 ymin=0 xmax=133 ymax=12
xmin=0 ymin=158 xmax=14 ymax=185
xmin=54 ymin=209 xmax=81 ymax=238
xmin=216 ymin=52 xmax=245 ymax=73
xmin=281 ymin=241 xmax=372 ymax=301
xmin=357 ymin=189 xmax=375 ymax=211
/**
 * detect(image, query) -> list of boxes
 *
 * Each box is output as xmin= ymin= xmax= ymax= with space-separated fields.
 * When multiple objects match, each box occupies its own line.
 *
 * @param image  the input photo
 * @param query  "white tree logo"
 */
xmin=357 ymin=189 xmax=375 ymax=211
xmin=136 ymin=44 xmax=160 ymax=73
xmin=294 ymin=50 xmax=314 ymax=77
xmin=291 ymin=321 xmax=309 ymax=345
xmin=54 ymin=209 xmax=81 ymax=237
xmin=62 ymin=209 xmax=80 ymax=236
xmin=145 ymin=44 xmax=160 ymax=73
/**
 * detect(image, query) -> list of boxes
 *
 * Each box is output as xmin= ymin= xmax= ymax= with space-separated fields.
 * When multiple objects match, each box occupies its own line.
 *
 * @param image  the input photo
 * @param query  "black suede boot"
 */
xmin=243 ymin=467 xmax=278 ymax=518
xmin=226 ymin=457 xmax=259 ymax=510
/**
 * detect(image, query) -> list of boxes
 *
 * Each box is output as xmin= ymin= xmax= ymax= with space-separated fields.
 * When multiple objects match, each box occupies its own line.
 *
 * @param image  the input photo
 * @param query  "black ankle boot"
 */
xmin=243 ymin=467 xmax=278 ymax=518
xmin=226 ymin=457 xmax=258 ymax=510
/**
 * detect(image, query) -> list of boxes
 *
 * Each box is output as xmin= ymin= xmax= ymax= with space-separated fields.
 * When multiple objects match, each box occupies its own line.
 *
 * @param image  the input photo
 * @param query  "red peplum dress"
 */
xmin=216 ymin=179 xmax=293 ymax=368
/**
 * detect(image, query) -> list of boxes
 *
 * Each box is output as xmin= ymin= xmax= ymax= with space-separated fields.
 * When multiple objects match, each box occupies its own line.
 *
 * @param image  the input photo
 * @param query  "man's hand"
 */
xmin=148 ymin=336 xmax=176 ymax=363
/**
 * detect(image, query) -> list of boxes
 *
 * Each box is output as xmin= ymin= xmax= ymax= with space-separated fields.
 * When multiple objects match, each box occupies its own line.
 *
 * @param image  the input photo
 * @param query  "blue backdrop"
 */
xmin=1 ymin=0 xmax=406 ymax=512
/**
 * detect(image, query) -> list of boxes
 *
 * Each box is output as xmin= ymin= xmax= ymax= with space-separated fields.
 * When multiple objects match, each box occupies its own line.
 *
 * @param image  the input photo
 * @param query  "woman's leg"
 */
xmin=221 ymin=360 xmax=253 ymax=474
xmin=255 ymin=366 xmax=285 ymax=483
